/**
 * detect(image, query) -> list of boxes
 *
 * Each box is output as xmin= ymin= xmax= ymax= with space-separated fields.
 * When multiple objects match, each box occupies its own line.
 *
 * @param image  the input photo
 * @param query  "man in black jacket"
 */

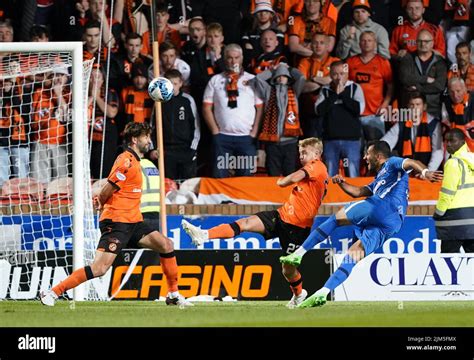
xmin=315 ymin=60 xmax=365 ymax=177
xmin=161 ymin=69 xmax=200 ymax=180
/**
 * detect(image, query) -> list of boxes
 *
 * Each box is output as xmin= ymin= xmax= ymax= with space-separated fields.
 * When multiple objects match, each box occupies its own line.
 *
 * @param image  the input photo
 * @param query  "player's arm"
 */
xmin=94 ymin=181 xmax=118 ymax=211
xmin=332 ymin=174 xmax=372 ymax=198
xmin=277 ymin=169 xmax=307 ymax=187
xmin=402 ymin=159 xmax=443 ymax=182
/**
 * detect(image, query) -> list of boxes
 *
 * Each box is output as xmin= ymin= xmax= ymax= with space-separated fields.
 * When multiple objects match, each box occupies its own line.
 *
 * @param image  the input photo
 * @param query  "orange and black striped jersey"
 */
xmin=121 ymin=86 xmax=154 ymax=124
xmin=288 ymin=14 xmax=336 ymax=45
xmin=100 ymin=148 xmax=143 ymax=223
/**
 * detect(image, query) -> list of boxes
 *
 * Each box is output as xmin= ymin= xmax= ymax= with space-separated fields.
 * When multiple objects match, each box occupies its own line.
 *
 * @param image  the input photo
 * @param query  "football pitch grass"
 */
xmin=2 ymin=300 xmax=474 ymax=327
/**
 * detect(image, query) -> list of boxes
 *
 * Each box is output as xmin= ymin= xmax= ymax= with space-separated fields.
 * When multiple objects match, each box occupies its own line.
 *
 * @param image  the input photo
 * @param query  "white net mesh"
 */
xmin=0 ymin=51 xmax=102 ymax=300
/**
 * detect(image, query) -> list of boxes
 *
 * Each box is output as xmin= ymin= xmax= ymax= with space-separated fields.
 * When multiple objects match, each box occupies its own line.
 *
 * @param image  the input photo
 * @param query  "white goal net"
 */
xmin=0 ymin=42 xmax=106 ymax=301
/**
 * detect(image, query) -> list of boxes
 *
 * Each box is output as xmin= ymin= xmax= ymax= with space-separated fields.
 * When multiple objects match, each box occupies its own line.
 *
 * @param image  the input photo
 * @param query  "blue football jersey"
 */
xmin=365 ymin=157 xmax=409 ymax=218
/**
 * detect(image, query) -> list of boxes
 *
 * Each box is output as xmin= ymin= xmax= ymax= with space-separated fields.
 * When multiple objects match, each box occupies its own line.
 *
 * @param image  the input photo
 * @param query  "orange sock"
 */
xmin=52 ymin=267 xmax=89 ymax=296
xmin=160 ymin=254 xmax=178 ymax=293
xmin=286 ymin=271 xmax=303 ymax=296
xmin=208 ymin=223 xmax=241 ymax=239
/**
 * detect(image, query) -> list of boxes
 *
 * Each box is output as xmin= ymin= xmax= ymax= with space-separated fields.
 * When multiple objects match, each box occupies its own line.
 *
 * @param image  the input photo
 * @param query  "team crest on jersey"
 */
xmin=402 ymin=33 xmax=409 ymax=38
xmin=109 ymin=243 xmax=117 ymax=252
xmin=116 ymin=171 xmax=126 ymax=181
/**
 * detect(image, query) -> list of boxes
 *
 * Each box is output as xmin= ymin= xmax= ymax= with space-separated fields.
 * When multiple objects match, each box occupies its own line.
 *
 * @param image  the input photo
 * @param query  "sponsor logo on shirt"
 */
xmin=116 ymin=171 xmax=126 ymax=181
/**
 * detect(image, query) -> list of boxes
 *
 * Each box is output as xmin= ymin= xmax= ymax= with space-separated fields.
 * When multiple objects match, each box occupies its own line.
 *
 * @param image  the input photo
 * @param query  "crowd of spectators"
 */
xmin=1 ymin=0 xmax=474 ymax=186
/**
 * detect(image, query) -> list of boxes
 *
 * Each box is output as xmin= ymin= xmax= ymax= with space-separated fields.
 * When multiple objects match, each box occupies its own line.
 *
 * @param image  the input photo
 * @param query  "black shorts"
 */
xmin=97 ymin=219 xmax=154 ymax=254
xmin=255 ymin=210 xmax=311 ymax=255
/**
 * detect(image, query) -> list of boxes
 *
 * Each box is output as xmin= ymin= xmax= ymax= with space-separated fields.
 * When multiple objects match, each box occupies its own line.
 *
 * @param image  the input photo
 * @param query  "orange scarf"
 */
xmin=452 ymin=93 xmax=470 ymax=115
xmin=402 ymin=112 xmax=432 ymax=165
xmin=450 ymin=93 xmax=474 ymax=151
xmin=259 ymin=87 xmax=301 ymax=142
xmin=226 ymin=72 xmax=239 ymax=108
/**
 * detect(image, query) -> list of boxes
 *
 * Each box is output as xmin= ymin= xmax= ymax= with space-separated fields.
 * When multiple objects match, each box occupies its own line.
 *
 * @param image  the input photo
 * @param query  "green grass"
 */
xmin=2 ymin=301 xmax=474 ymax=327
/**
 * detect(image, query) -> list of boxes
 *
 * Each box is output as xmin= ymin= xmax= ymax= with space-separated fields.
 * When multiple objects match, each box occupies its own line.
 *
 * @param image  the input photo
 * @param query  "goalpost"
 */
xmin=0 ymin=42 xmax=104 ymax=301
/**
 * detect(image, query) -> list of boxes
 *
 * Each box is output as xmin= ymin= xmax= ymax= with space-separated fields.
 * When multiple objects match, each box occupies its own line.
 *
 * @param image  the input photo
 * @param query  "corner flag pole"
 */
xmin=150 ymin=0 xmax=168 ymax=235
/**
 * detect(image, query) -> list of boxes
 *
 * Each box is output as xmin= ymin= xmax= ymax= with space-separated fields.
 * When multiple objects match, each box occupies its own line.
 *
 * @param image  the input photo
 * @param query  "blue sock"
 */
xmin=302 ymin=215 xmax=338 ymax=251
xmin=324 ymin=254 xmax=356 ymax=291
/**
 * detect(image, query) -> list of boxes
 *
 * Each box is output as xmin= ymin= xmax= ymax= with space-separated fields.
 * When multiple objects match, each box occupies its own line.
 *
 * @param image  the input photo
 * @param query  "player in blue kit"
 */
xmin=280 ymin=140 xmax=443 ymax=308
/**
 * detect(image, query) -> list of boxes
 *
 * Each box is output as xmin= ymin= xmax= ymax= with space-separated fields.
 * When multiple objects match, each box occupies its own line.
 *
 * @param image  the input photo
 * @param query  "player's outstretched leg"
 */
xmin=279 ymin=252 xmax=303 ymax=267
xmin=298 ymin=289 xmax=328 ymax=308
xmin=298 ymin=240 xmax=364 ymax=308
xmin=181 ymin=220 xmax=209 ymax=246
xmin=280 ymin=215 xmax=338 ymax=266
xmin=182 ymin=216 xmax=261 ymax=246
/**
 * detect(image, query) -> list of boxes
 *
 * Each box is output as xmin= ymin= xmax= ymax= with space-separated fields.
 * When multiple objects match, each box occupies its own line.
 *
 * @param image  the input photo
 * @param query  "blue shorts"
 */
xmin=344 ymin=198 xmax=403 ymax=255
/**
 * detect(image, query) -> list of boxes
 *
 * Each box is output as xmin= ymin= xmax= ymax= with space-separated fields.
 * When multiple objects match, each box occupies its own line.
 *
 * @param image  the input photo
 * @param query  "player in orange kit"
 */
xmin=40 ymin=122 xmax=192 ymax=307
xmin=182 ymin=137 xmax=329 ymax=307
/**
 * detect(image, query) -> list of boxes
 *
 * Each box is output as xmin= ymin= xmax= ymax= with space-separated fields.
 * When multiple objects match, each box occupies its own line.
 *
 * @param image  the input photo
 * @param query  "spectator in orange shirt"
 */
xmin=31 ymin=68 xmax=70 ymax=184
xmin=447 ymin=42 xmax=474 ymax=92
xmin=389 ymin=0 xmax=445 ymax=60
xmin=288 ymin=0 xmax=336 ymax=57
xmin=347 ymin=31 xmax=393 ymax=141
xmin=141 ymin=3 xmax=181 ymax=59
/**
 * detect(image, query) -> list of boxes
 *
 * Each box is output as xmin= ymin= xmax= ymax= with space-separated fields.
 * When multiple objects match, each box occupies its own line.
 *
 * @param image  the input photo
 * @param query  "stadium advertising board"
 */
xmin=333 ymin=254 xmax=474 ymax=301
xmin=110 ymin=250 xmax=329 ymax=300
xmin=6 ymin=215 xmax=440 ymax=254
xmin=0 ymin=250 xmax=329 ymax=300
